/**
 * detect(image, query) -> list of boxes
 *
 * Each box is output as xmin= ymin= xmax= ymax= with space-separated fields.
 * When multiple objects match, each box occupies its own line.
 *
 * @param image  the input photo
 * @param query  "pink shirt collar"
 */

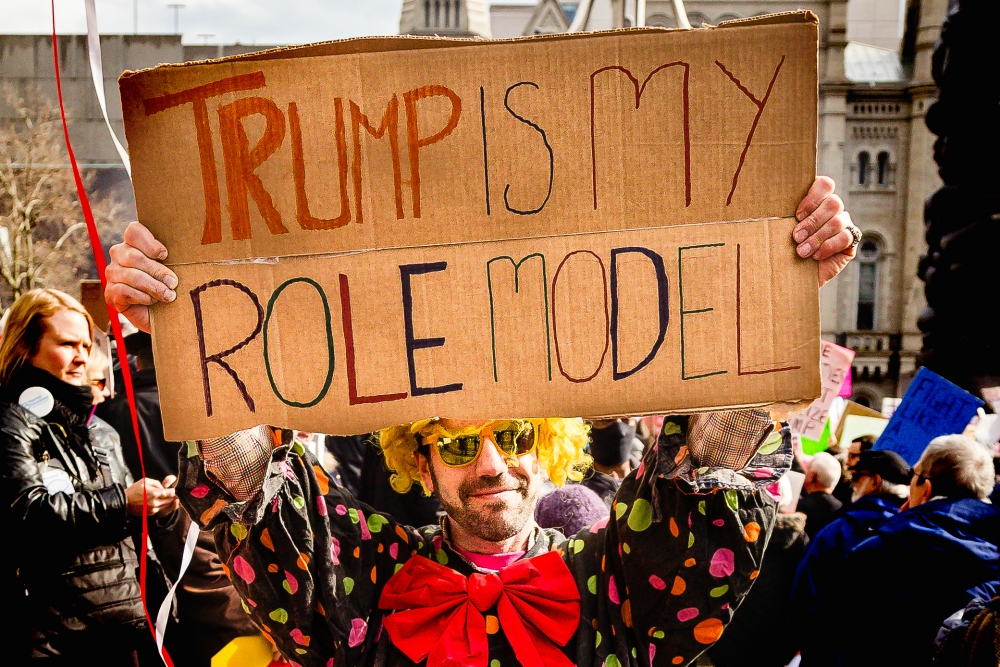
xmin=452 ymin=545 xmax=526 ymax=572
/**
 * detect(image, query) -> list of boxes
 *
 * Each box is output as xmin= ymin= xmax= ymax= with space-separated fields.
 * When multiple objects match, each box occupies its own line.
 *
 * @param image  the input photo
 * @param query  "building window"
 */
xmin=858 ymin=151 xmax=870 ymax=186
xmin=454 ymin=0 xmax=460 ymax=27
xmin=687 ymin=12 xmax=709 ymax=27
xmin=435 ymin=0 xmax=440 ymax=27
xmin=877 ymin=151 xmax=889 ymax=185
xmin=856 ymin=239 xmax=879 ymax=331
xmin=425 ymin=0 xmax=430 ymax=27
xmin=645 ymin=13 xmax=675 ymax=28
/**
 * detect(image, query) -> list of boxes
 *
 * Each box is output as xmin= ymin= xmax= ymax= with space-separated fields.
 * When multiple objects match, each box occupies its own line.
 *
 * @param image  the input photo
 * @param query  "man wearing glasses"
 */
xmin=105 ymin=177 xmax=858 ymax=667
xmin=809 ymin=435 xmax=998 ymax=667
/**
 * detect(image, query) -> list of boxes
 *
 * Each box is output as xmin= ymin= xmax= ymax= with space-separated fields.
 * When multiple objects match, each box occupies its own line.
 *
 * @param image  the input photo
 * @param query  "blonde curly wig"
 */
xmin=377 ymin=418 xmax=592 ymax=494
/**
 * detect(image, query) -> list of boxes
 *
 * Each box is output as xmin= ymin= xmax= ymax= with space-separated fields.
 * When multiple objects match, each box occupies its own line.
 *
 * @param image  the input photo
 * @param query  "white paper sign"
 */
xmin=881 ymin=397 xmax=902 ymax=418
xmin=789 ymin=341 xmax=855 ymax=440
xmin=979 ymin=387 xmax=1000 ymax=446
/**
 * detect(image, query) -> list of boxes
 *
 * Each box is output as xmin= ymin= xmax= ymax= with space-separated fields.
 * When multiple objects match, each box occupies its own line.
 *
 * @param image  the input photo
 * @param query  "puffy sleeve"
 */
xmin=567 ymin=410 xmax=790 ymax=667
xmin=176 ymin=427 xmax=430 ymax=666
xmin=1 ymin=404 xmax=129 ymax=553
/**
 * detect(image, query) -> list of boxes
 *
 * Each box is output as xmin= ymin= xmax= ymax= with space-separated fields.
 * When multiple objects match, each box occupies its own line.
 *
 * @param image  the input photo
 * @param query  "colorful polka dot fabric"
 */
xmin=177 ymin=416 xmax=789 ymax=667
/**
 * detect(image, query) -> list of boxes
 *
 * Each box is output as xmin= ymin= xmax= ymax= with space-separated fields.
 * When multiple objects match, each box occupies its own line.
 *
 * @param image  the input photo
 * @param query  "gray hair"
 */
xmin=808 ymin=451 xmax=842 ymax=491
xmin=917 ymin=435 xmax=996 ymax=500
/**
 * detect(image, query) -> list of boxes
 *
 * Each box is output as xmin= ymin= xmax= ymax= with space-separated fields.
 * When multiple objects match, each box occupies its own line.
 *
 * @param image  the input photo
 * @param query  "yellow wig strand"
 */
xmin=377 ymin=418 xmax=592 ymax=495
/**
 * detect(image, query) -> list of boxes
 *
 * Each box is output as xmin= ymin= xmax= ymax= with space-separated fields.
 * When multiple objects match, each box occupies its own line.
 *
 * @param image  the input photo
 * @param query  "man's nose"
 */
xmin=475 ymin=437 xmax=510 ymax=476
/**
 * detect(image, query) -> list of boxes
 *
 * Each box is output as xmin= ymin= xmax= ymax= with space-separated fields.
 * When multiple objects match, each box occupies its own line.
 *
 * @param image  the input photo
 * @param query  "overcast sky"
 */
xmin=5 ymin=0 xmax=537 ymax=44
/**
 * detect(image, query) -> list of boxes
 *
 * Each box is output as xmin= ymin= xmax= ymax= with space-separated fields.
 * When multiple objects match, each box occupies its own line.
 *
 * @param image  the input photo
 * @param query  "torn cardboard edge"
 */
xmin=118 ymin=11 xmax=817 ymax=80
xmin=125 ymin=15 xmax=823 ymax=439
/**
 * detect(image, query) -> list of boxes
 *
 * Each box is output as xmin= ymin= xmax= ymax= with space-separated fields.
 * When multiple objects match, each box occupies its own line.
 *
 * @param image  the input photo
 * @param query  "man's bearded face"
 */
xmin=423 ymin=419 xmax=543 ymax=543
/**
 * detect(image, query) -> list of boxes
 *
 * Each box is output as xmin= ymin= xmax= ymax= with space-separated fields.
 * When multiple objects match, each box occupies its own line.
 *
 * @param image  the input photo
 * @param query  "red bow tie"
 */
xmin=379 ymin=550 xmax=581 ymax=667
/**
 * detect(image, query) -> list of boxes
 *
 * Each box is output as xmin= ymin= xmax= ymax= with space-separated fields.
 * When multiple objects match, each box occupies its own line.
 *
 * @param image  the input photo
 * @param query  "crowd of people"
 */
xmin=0 ymin=176 xmax=996 ymax=667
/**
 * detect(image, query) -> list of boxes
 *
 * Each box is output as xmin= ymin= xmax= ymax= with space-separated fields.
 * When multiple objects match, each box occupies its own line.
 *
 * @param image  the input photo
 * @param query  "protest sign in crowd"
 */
xmin=1 ymin=7 xmax=997 ymax=667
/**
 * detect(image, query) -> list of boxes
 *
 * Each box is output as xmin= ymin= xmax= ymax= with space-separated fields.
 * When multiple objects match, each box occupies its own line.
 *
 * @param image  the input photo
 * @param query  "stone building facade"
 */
xmin=1 ymin=0 xmax=948 ymax=408
xmin=400 ymin=0 xmax=948 ymax=409
xmin=0 ymin=35 xmax=274 ymax=202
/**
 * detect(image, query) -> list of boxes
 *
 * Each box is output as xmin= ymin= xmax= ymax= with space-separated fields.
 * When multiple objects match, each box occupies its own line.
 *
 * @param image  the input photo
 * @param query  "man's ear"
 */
xmin=414 ymin=449 xmax=435 ymax=495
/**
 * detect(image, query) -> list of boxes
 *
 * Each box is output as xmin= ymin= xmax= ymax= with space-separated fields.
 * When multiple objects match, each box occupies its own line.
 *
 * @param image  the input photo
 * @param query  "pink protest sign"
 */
xmin=789 ymin=340 xmax=855 ymax=440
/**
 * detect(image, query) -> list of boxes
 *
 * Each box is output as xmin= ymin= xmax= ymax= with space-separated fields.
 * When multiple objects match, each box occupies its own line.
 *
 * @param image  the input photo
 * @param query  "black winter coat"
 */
xmin=1 ymin=365 xmax=147 ymax=660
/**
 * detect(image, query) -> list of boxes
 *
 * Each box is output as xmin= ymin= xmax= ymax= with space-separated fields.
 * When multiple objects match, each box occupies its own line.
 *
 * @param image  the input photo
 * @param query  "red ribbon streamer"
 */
xmin=380 ymin=551 xmax=581 ymax=667
xmin=49 ymin=4 xmax=170 ymax=664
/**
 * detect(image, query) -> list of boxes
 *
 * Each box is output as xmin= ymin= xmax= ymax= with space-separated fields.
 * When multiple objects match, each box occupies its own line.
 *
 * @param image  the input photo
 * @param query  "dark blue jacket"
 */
xmin=790 ymin=494 xmax=903 ymax=665
xmin=824 ymin=497 xmax=1000 ymax=667
xmin=791 ymin=494 xmax=903 ymax=612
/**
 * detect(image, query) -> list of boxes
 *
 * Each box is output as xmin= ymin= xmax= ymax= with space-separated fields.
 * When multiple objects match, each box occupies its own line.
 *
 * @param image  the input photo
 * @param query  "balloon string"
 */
xmin=49 ymin=4 xmax=171 ymax=664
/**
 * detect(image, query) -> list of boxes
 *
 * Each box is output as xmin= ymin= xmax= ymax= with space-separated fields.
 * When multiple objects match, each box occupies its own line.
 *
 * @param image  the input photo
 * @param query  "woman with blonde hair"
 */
xmin=0 ymin=289 xmax=175 ymax=664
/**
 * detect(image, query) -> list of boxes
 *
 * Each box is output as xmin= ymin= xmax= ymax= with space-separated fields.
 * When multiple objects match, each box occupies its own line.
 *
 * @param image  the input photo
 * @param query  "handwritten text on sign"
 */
xmin=789 ymin=340 xmax=855 ymax=440
xmin=121 ymin=16 xmax=822 ymax=438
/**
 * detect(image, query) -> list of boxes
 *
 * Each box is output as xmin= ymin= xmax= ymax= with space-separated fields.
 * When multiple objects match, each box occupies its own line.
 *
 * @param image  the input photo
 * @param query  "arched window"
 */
xmin=877 ymin=151 xmax=889 ymax=185
xmin=856 ymin=238 xmax=879 ymax=330
xmin=858 ymin=151 xmax=870 ymax=186
xmin=646 ymin=13 xmax=675 ymax=28
xmin=687 ymin=12 xmax=709 ymax=27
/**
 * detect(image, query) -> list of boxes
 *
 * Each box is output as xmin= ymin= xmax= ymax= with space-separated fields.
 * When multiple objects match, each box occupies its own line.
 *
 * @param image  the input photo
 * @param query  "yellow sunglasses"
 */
xmin=419 ymin=420 xmax=538 ymax=468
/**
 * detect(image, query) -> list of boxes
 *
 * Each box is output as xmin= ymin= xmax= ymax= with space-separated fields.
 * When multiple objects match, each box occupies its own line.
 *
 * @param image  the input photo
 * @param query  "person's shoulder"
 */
xmin=933 ymin=497 xmax=1000 ymax=530
xmin=88 ymin=415 xmax=121 ymax=443
xmin=0 ymin=399 xmax=43 ymax=432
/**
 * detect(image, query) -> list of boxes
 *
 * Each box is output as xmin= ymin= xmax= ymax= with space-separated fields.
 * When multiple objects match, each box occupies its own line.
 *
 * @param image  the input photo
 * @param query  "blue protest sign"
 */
xmin=874 ymin=367 xmax=982 ymax=465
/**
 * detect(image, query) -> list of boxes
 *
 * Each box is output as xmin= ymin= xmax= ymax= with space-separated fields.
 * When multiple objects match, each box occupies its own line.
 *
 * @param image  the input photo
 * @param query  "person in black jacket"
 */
xmin=101 ymin=331 xmax=258 ymax=666
xmin=0 ymin=289 xmax=176 ymax=664
xmin=99 ymin=331 xmax=181 ymax=484
xmin=708 ymin=511 xmax=809 ymax=667
xmin=796 ymin=451 xmax=843 ymax=538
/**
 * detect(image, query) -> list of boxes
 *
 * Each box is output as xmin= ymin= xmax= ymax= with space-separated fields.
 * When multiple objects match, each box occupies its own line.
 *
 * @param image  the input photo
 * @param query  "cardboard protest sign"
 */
xmin=119 ymin=13 xmax=822 ymax=439
xmin=837 ymin=415 xmax=888 ymax=448
xmin=789 ymin=340 xmax=854 ymax=440
xmin=833 ymin=400 xmax=884 ymax=444
xmin=875 ymin=368 xmax=983 ymax=465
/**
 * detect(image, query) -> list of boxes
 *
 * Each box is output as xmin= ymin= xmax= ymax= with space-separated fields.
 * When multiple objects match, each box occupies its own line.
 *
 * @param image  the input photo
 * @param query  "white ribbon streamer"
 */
xmin=84 ymin=0 xmax=132 ymax=177
xmin=155 ymin=520 xmax=201 ymax=654
xmin=83 ymin=4 xmax=183 ymax=657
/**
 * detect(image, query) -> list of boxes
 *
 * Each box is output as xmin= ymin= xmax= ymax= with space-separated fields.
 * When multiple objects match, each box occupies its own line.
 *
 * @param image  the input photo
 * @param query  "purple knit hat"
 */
xmin=535 ymin=484 xmax=610 ymax=537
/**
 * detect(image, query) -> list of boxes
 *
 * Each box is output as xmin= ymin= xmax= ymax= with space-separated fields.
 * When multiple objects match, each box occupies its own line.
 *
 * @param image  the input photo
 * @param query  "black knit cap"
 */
xmin=854 ymin=450 xmax=911 ymax=486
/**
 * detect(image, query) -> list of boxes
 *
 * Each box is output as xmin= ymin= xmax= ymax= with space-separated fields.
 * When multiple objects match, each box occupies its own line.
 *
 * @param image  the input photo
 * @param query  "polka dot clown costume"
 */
xmin=177 ymin=410 xmax=789 ymax=667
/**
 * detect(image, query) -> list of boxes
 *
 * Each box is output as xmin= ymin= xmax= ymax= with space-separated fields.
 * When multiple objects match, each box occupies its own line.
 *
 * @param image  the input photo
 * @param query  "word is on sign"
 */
xmin=121 ymin=13 xmax=822 ymax=439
